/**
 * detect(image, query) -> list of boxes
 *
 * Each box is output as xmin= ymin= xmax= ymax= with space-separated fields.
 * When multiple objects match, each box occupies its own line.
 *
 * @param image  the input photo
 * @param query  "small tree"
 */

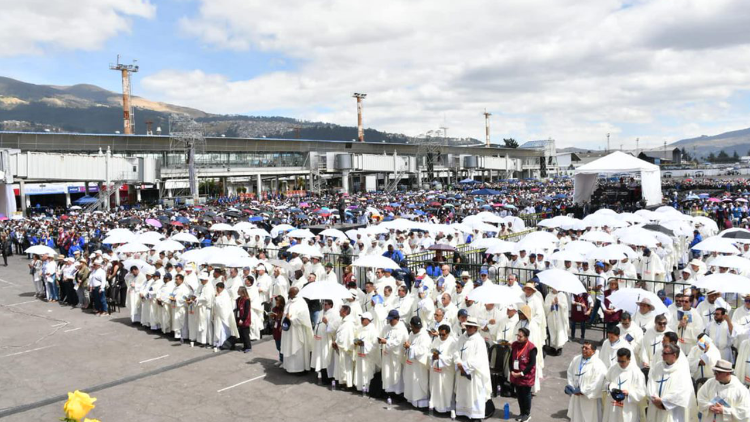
xmin=708 ymin=152 xmax=717 ymax=162
xmin=733 ymin=150 xmax=740 ymax=161
xmin=503 ymin=138 xmax=519 ymax=148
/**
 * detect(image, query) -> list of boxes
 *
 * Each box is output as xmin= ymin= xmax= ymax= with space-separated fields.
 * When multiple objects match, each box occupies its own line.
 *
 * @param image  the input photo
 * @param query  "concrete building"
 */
xmin=0 ymin=131 xmax=543 ymax=207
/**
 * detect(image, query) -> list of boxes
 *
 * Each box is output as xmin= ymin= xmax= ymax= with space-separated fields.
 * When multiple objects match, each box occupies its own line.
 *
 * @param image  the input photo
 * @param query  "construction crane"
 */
xmin=110 ymin=55 xmax=139 ymax=135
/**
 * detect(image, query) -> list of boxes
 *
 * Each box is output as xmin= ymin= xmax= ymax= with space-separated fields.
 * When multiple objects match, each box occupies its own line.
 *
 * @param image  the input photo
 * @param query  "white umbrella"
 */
xmin=470 ymin=238 xmax=504 ymax=249
xmin=587 ymin=245 xmax=628 ymax=262
xmin=107 ymin=228 xmax=134 ymax=237
xmin=692 ymin=237 xmax=740 ymax=254
xmin=288 ymin=228 xmax=315 ymax=239
xmin=538 ymin=215 xmax=577 ymax=229
xmin=694 ymin=273 xmax=750 ymax=294
xmin=365 ymin=225 xmax=389 ymax=235
xmin=618 ymin=231 xmax=658 ymax=248
xmin=25 ymin=245 xmax=57 ymax=256
xmin=223 ymin=256 xmax=260 ymax=269
xmin=706 ymin=255 xmax=750 ymax=271
xmin=123 ymin=259 xmax=153 ymax=272
xmin=549 ymin=250 xmax=584 ymax=263
xmin=153 ymin=239 xmax=186 ymax=252
xmin=209 ymin=223 xmax=235 ymax=232
xmin=135 ymin=231 xmax=164 ymax=245
xmin=693 ymin=216 xmax=719 ymax=235
xmin=485 ymin=241 xmax=518 ymax=255
xmin=319 ymin=228 xmax=349 ymax=241
xmin=102 ymin=231 xmax=136 ymax=244
xmin=233 ymin=222 xmax=256 ymax=231
xmin=466 ymin=221 xmax=500 ymax=233
xmin=535 ymin=269 xmax=586 ymax=294
xmin=608 ymin=288 xmax=668 ymax=316
xmin=244 ymin=228 xmax=272 ymax=238
xmin=581 ymin=231 xmax=615 ymax=244
xmin=271 ymin=224 xmax=296 ymax=237
xmin=267 ymin=259 xmax=296 ymax=273
xmin=300 ymin=281 xmax=352 ymax=300
xmin=287 ymin=244 xmax=323 ymax=258
xmin=117 ymin=242 xmax=150 ymax=254
xmin=467 ymin=283 xmax=524 ymax=306
xmin=352 ymin=255 xmax=401 ymax=270
xmin=69 ymin=205 xmax=82 ymax=210
xmin=564 ymin=240 xmax=597 ymax=256
xmin=171 ymin=232 xmax=200 ymax=243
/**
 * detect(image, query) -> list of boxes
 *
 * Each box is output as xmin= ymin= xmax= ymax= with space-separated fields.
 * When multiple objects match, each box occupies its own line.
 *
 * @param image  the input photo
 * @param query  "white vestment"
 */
xmin=545 ymin=292 xmax=570 ymax=349
xmin=333 ymin=314 xmax=357 ymax=388
xmin=311 ymin=308 xmax=338 ymax=373
xmin=599 ymin=339 xmax=634 ymax=370
xmin=429 ymin=335 xmax=457 ymax=413
xmin=353 ymin=322 xmax=381 ymax=391
xmin=381 ymin=322 xmax=408 ymax=394
xmin=171 ymin=282 xmax=191 ymax=339
xmin=646 ymin=358 xmax=697 ymax=422
xmin=454 ymin=332 xmax=492 ymax=420
xmin=734 ymin=338 xmax=750 ymax=387
xmin=280 ymin=297 xmax=314 ymax=373
xmin=697 ymin=376 xmax=750 ymax=422
xmin=603 ymin=361 xmax=646 ymax=422
xmin=195 ymin=281 xmax=214 ymax=344
xmin=125 ymin=272 xmax=146 ymax=323
xmin=567 ymin=354 xmax=607 ymax=422
xmin=403 ymin=329 xmax=431 ymax=408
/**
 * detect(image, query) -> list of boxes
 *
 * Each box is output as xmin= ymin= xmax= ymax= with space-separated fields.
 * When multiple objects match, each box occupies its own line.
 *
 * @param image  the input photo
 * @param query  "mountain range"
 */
xmin=0 ymin=76 xmax=481 ymax=145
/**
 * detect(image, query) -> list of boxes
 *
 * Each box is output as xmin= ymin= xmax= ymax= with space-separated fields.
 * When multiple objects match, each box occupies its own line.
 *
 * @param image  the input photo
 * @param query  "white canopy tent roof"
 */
xmin=573 ymin=151 xmax=662 ymax=206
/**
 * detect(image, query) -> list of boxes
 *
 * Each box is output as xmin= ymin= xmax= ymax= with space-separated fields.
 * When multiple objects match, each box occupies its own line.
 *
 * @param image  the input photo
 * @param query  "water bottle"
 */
xmin=497 ymin=384 xmax=502 ymax=397
xmin=503 ymin=403 xmax=510 ymax=420
xmin=362 ymin=387 xmax=368 ymax=398
xmin=386 ymin=397 xmax=392 ymax=410
xmin=331 ymin=380 xmax=336 ymax=391
xmin=450 ymin=409 xmax=456 ymax=420
xmin=317 ymin=371 xmax=322 ymax=385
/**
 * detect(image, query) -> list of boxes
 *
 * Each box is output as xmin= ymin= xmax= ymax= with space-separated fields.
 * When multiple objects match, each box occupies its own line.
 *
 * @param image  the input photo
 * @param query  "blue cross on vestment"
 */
xmin=616 ymin=376 xmax=627 ymax=390
xmin=656 ymin=374 xmax=670 ymax=396
xmin=460 ymin=345 xmax=469 ymax=360
xmin=704 ymin=308 xmax=713 ymax=321
xmin=501 ymin=325 xmax=511 ymax=341
xmin=651 ymin=339 xmax=661 ymax=355
xmin=575 ymin=358 xmax=589 ymax=387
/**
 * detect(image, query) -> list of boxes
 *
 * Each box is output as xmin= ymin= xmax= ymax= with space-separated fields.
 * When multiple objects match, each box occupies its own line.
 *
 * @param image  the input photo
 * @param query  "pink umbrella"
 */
xmin=299 ymin=202 xmax=309 ymax=208
xmin=146 ymin=218 xmax=162 ymax=228
xmin=708 ymin=198 xmax=721 ymax=202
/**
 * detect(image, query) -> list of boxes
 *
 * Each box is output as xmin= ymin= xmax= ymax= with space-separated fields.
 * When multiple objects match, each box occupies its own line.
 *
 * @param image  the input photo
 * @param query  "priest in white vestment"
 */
xmin=380 ymin=309 xmax=408 ymax=395
xmin=281 ymin=287 xmax=314 ymax=373
xmin=603 ymin=347 xmax=646 ymax=422
xmin=566 ymin=341 xmax=607 ymax=422
xmin=733 ymin=337 xmax=750 ymax=387
xmin=157 ymin=273 xmax=175 ymax=333
xmin=454 ymin=317 xmax=492 ymax=420
xmin=125 ymin=266 xmax=147 ymax=323
xmin=646 ymin=343 xmax=697 ymax=422
xmin=353 ymin=312 xmax=381 ymax=392
xmin=171 ymin=274 xmax=191 ymax=341
xmin=544 ymin=288 xmax=569 ymax=352
xmin=403 ymin=316 xmax=431 ymax=408
xmin=705 ymin=307 xmax=735 ymax=363
xmin=311 ymin=299 xmax=338 ymax=375
xmin=333 ymin=304 xmax=357 ymax=388
xmin=599 ymin=326 xmax=634 ymax=369
xmin=697 ymin=359 xmax=750 ymax=422
xmin=429 ymin=324 xmax=457 ymax=414
xmin=688 ymin=334 xmax=721 ymax=381
xmin=195 ymin=274 xmax=214 ymax=346
xmin=212 ymin=282 xmax=239 ymax=349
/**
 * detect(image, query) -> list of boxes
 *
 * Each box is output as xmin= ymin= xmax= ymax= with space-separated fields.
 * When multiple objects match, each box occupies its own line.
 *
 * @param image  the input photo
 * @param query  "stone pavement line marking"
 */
xmin=5 ymin=300 xmax=37 ymax=307
xmin=216 ymin=374 xmax=266 ymax=393
xmin=0 ymin=345 xmax=55 ymax=359
xmin=0 ymin=278 xmax=18 ymax=286
xmin=0 ymin=349 xmax=231 ymax=419
xmin=63 ymin=327 xmax=81 ymax=333
xmin=50 ymin=322 xmax=67 ymax=328
xmin=139 ymin=354 xmax=169 ymax=364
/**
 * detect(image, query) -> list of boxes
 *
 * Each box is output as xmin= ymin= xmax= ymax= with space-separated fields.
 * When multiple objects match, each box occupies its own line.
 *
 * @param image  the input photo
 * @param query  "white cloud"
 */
xmin=0 ymin=0 xmax=155 ymax=56
xmin=142 ymin=0 xmax=750 ymax=148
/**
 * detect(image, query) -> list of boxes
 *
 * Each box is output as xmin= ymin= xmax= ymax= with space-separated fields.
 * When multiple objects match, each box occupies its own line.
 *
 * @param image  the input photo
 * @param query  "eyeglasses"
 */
xmin=661 ymin=351 xmax=675 ymax=355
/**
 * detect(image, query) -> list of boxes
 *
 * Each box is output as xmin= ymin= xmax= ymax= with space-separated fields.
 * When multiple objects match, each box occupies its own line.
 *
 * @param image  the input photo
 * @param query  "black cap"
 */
xmin=410 ymin=316 xmax=423 ymax=328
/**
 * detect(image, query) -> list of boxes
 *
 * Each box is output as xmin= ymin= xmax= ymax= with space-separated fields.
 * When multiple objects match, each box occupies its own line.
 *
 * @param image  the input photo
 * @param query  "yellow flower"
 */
xmin=63 ymin=390 xmax=96 ymax=421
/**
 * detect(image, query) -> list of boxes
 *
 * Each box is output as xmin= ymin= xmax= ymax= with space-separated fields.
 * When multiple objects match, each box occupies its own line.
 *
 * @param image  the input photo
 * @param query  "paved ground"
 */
xmin=0 ymin=254 xmax=603 ymax=422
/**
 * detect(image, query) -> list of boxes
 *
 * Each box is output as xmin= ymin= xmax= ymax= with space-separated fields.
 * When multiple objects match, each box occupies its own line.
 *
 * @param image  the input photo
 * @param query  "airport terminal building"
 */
xmin=0 ymin=131 xmax=546 ymax=210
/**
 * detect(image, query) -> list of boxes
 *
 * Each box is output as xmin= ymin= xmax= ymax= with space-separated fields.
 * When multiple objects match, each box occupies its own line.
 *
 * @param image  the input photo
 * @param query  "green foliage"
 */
xmin=503 ymin=138 xmax=519 ymax=148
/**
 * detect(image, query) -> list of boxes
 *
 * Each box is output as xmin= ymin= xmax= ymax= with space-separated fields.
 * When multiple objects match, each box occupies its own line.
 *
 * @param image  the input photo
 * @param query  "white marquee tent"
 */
xmin=573 ymin=151 xmax=662 ymax=206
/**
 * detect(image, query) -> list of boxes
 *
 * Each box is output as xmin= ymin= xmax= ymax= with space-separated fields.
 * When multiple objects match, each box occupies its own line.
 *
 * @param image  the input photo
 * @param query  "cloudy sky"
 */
xmin=1 ymin=0 xmax=750 ymax=149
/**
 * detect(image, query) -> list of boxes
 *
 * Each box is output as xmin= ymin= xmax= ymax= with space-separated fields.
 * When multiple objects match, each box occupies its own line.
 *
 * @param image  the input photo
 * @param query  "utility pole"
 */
xmin=353 ymin=93 xmax=367 ymax=142
xmin=606 ymin=133 xmax=610 ymax=153
xmin=483 ymin=109 xmax=491 ymax=147
xmin=110 ymin=55 xmax=139 ymax=134
xmin=636 ymin=138 xmax=640 ymax=156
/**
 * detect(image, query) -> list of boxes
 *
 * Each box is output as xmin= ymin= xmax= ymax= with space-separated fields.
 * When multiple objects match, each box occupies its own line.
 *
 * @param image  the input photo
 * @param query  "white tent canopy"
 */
xmin=573 ymin=151 xmax=662 ymax=206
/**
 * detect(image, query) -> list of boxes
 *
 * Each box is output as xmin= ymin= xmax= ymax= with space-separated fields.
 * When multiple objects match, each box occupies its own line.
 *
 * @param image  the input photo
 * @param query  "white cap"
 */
xmin=360 ymin=312 xmax=373 ymax=320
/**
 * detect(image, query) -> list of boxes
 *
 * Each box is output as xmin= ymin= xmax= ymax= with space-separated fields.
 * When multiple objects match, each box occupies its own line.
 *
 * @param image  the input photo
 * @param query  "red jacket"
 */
xmin=235 ymin=297 xmax=251 ymax=328
xmin=510 ymin=340 xmax=536 ymax=387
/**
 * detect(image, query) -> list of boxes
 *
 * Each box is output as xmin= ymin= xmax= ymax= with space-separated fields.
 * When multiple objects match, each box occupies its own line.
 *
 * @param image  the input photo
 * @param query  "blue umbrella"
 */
xmin=289 ymin=207 xmax=302 ymax=213
xmin=553 ymin=194 xmax=567 ymax=199
xmin=249 ymin=216 xmax=263 ymax=222
xmin=685 ymin=194 xmax=700 ymax=200
xmin=415 ymin=210 xmax=426 ymax=215
xmin=469 ymin=188 xmax=501 ymax=195
xmin=73 ymin=195 xmax=97 ymax=205
xmin=389 ymin=202 xmax=401 ymax=207
xmin=177 ymin=216 xmax=190 ymax=224
xmin=698 ymin=193 xmax=709 ymax=199
xmin=459 ymin=178 xmax=479 ymax=184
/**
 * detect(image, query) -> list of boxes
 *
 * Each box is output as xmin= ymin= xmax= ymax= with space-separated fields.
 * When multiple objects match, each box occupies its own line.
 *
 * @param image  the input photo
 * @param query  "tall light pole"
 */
xmin=483 ymin=109 xmax=492 ymax=147
xmin=353 ymin=93 xmax=367 ymax=142
xmin=110 ymin=55 xmax=139 ymax=135
xmin=606 ymin=133 xmax=610 ymax=153
xmin=636 ymin=137 xmax=640 ymax=156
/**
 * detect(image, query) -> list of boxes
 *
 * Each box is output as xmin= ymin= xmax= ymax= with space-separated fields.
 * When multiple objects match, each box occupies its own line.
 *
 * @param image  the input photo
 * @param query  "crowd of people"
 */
xmin=8 ymin=179 xmax=750 ymax=421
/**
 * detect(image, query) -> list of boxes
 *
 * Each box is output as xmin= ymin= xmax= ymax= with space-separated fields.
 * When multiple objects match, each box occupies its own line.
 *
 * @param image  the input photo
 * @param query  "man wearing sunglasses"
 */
xmin=646 ymin=343 xmax=696 ymax=421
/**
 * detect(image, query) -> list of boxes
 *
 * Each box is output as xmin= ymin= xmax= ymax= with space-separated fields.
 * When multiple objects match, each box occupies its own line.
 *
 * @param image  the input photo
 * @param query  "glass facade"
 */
xmin=115 ymin=152 xmax=307 ymax=168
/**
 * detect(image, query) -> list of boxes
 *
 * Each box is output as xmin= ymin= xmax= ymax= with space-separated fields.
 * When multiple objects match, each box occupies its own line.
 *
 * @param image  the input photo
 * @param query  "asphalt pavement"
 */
xmin=0 ymin=254 xmax=601 ymax=422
